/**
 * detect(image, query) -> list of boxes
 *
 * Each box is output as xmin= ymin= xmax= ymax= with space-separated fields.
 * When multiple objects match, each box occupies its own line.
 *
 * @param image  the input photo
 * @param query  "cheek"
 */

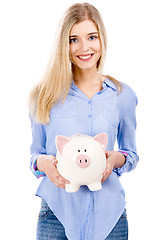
xmin=69 ymin=47 xmax=74 ymax=63
xmin=69 ymin=45 xmax=78 ymax=59
xmin=94 ymin=41 xmax=101 ymax=53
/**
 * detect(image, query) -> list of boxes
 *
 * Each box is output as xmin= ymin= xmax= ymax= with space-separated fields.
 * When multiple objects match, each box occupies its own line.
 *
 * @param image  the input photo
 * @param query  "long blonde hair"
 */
xmin=29 ymin=2 xmax=122 ymax=124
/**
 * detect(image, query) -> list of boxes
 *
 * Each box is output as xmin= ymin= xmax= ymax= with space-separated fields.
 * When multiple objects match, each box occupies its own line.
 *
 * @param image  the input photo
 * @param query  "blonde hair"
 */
xmin=29 ymin=2 xmax=122 ymax=124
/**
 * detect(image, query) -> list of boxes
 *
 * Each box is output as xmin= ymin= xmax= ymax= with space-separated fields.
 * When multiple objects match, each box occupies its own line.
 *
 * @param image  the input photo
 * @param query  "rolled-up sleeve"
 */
xmin=30 ymin=116 xmax=46 ymax=178
xmin=115 ymin=91 xmax=139 ymax=176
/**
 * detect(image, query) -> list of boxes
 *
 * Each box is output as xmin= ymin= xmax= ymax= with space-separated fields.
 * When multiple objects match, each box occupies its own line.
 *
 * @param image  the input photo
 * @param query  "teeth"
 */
xmin=78 ymin=55 xmax=92 ymax=59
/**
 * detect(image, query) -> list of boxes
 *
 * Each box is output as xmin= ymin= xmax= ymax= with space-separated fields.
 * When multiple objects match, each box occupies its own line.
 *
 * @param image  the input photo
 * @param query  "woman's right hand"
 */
xmin=36 ymin=155 xmax=70 ymax=189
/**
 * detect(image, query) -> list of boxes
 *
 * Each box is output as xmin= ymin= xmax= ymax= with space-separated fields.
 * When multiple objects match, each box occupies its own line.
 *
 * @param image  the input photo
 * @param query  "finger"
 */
xmin=105 ymin=151 xmax=111 ymax=158
xmin=101 ymin=174 xmax=108 ymax=183
xmin=52 ymin=169 xmax=70 ymax=187
xmin=54 ymin=181 xmax=65 ymax=189
xmin=103 ymin=162 xmax=110 ymax=175
xmin=52 ymin=160 xmax=58 ymax=167
xmin=103 ymin=164 xmax=112 ymax=176
xmin=46 ymin=155 xmax=57 ymax=164
xmin=48 ymin=164 xmax=70 ymax=188
xmin=55 ymin=176 xmax=68 ymax=189
xmin=103 ymin=168 xmax=109 ymax=176
xmin=103 ymin=169 xmax=110 ymax=178
xmin=49 ymin=172 xmax=65 ymax=189
xmin=55 ymin=181 xmax=66 ymax=189
xmin=57 ymin=175 xmax=70 ymax=184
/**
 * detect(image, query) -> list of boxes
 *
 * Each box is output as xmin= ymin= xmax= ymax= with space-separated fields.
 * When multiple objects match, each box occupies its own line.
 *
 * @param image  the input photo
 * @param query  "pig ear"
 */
xmin=93 ymin=133 xmax=108 ymax=152
xmin=55 ymin=135 xmax=71 ymax=155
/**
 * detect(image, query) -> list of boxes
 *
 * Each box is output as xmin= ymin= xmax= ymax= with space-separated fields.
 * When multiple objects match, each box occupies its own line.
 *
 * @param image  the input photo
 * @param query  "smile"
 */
xmin=77 ymin=54 xmax=94 ymax=61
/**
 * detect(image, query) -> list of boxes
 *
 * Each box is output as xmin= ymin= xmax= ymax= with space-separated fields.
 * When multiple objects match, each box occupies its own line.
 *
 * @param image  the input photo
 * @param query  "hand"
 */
xmin=37 ymin=155 xmax=70 ymax=189
xmin=101 ymin=151 xmax=115 ymax=183
xmin=101 ymin=151 xmax=126 ymax=183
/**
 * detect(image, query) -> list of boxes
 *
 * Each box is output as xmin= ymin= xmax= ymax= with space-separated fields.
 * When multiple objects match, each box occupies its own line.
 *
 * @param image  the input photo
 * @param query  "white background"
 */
xmin=0 ymin=0 xmax=160 ymax=239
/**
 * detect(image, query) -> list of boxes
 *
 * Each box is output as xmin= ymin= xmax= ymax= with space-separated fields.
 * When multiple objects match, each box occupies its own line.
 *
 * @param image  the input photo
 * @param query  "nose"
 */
xmin=76 ymin=154 xmax=91 ymax=168
xmin=80 ymin=39 xmax=89 ymax=52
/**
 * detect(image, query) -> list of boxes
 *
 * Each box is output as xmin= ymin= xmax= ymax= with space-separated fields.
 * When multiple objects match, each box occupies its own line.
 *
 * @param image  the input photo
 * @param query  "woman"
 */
xmin=29 ymin=3 xmax=139 ymax=240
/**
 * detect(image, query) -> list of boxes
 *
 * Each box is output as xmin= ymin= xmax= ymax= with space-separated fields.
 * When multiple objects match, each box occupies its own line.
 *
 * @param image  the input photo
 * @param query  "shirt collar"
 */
xmin=103 ymin=77 xmax=117 ymax=91
xmin=71 ymin=81 xmax=79 ymax=91
xmin=71 ymin=76 xmax=117 ymax=91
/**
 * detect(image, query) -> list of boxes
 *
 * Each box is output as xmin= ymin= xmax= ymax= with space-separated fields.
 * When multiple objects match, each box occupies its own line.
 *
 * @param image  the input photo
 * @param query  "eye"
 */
xmin=78 ymin=149 xmax=80 ymax=152
xmin=84 ymin=149 xmax=87 ymax=152
xmin=69 ymin=38 xmax=78 ymax=44
xmin=89 ymin=35 xmax=97 ymax=41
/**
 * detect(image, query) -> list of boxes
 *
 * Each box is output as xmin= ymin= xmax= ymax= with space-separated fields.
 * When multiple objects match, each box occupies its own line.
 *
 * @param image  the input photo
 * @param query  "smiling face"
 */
xmin=69 ymin=20 xmax=101 ymax=72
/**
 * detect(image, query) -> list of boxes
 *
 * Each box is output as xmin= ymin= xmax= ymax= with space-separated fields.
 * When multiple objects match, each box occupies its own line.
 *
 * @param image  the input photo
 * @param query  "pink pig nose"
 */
xmin=76 ymin=154 xmax=91 ymax=168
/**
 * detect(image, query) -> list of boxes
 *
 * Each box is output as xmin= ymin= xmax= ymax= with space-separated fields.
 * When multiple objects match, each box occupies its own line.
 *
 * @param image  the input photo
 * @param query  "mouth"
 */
xmin=77 ymin=53 xmax=94 ymax=61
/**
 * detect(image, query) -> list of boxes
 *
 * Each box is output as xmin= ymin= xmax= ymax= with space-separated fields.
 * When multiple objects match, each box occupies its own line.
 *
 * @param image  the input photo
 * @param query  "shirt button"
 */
xmin=88 ymin=100 xmax=91 ymax=104
xmin=88 ymin=114 xmax=91 ymax=118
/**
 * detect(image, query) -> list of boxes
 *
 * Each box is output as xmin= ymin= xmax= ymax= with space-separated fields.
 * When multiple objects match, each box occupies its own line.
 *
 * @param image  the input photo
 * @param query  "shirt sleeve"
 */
xmin=30 ymin=116 xmax=46 ymax=178
xmin=115 ymin=91 xmax=139 ymax=176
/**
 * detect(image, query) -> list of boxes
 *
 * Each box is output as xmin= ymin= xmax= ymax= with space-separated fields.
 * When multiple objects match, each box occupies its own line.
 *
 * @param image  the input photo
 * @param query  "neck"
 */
xmin=73 ymin=68 xmax=101 ymax=86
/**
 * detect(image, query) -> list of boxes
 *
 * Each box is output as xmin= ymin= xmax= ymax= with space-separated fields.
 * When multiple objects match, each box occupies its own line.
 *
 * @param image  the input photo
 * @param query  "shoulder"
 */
xmin=119 ymin=82 xmax=138 ymax=105
xmin=104 ymin=76 xmax=138 ymax=104
xmin=115 ymin=82 xmax=138 ymax=119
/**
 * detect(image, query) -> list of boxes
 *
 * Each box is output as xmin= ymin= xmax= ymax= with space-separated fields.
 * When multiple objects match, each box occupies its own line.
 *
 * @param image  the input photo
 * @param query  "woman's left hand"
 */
xmin=101 ymin=151 xmax=126 ymax=183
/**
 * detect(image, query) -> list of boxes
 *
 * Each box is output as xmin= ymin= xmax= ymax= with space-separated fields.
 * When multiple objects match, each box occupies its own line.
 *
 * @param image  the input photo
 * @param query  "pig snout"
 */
xmin=76 ymin=154 xmax=91 ymax=168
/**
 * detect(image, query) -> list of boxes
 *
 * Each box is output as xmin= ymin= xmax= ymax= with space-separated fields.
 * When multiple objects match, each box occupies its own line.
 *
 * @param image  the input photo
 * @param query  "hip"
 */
xmin=36 ymin=199 xmax=128 ymax=240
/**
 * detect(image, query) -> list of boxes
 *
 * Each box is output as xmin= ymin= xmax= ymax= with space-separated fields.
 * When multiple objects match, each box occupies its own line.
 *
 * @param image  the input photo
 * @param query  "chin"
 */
xmin=75 ymin=63 xmax=97 ymax=71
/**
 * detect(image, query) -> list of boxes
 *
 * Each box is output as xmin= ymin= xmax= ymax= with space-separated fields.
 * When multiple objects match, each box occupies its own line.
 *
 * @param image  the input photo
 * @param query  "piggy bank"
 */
xmin=55 ymin=133 xmax=108 ymax=193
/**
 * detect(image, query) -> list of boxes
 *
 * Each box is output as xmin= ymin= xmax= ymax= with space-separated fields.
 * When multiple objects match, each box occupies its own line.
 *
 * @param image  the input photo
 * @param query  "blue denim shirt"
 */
xmin=30 ymin=77 xmax=139 ymax=240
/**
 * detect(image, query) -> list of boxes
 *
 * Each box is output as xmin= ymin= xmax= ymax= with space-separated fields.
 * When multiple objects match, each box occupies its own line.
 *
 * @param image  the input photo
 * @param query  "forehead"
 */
xmin=70 ymin=19 xmax=98 ymax=36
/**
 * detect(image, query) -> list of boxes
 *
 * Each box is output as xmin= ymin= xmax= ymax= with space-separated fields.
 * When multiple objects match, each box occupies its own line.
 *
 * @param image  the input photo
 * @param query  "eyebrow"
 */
xmin=69 ymin=32 xmax=99 ymax=38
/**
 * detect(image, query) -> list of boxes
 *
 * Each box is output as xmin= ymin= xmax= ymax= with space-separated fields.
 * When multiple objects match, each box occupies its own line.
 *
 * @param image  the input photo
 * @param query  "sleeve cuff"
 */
xmin=30 ymin=155 xmax=46 ymax=179
xmin=113 ymin=150 xmax=139 ymax=176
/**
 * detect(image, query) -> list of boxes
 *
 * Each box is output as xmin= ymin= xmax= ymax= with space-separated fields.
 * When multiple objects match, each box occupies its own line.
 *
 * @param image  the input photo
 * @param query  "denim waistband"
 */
xmin=40 ymin=198 xmax=51 ymax=211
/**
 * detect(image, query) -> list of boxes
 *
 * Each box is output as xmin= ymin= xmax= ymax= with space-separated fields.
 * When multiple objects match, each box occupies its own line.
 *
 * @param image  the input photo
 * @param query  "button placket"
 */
xmin=88 ymin=100 xmax=92 ymax=118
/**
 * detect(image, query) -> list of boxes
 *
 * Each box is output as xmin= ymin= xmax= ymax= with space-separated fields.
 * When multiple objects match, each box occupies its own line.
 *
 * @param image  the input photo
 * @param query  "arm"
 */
xmin=116 ymin=91 xmax=139 ymax=176
xmin=30 ymin=116 xmax=69 ymax=188
xmin=30 ymin=116 xmax=46 ymax=178
xmin=102 ymin=90 xmax=139 ymax=181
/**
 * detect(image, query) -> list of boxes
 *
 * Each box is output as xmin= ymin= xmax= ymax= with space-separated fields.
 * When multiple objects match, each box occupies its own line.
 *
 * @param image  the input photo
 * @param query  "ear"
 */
xmin=93 ymin=133 xmax=108 ymax=152
xmin=55 ymin=135 xmax=71 ymax=155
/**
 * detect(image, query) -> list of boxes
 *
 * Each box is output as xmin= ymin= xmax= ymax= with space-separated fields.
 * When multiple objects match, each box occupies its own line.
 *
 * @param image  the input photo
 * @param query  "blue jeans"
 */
xmin=36 ymin=199 xmax=128 ymax=240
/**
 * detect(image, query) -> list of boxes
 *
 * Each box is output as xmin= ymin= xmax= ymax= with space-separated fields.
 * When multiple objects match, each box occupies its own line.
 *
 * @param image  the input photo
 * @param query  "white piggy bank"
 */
xmin=55 ymin=133 xmax=108 ymax=193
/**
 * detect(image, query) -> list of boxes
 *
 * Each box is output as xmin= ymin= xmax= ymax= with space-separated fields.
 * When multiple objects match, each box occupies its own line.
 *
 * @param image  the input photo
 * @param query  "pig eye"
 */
xmin=84 ymin=149 xmax=87 ymax=152
xmin=78 ymin=149 xmax=80 ymax=152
